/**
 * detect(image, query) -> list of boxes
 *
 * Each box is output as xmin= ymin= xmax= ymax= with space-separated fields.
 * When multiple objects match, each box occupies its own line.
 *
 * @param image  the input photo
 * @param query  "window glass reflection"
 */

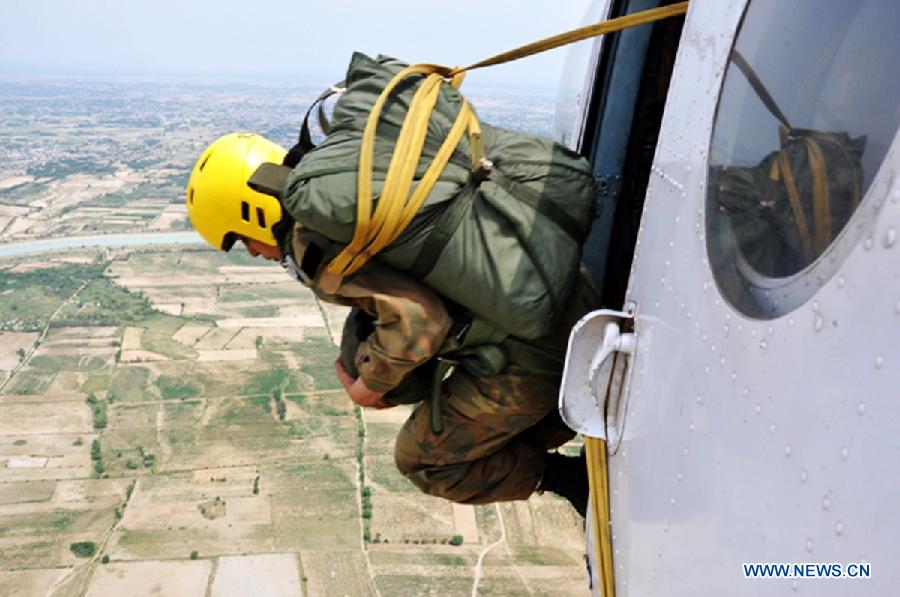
xmin=707 ymin=0 xmax=899 ymax=318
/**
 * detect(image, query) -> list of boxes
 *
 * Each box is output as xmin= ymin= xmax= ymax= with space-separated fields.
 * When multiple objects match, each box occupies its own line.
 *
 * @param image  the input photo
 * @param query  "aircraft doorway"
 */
xmin=576 ymin=0 xmax=686 ymax=309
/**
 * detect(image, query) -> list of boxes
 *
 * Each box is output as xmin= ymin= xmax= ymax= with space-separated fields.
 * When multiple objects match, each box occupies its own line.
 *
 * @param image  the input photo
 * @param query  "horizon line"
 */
xmin=0 ymin=68 xmax=560 ymax=92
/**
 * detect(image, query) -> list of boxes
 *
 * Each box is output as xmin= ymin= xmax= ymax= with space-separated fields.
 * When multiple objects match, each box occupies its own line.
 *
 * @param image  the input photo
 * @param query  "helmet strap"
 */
xmin=247 ymin=161 xmax=293 ymax=253
xmin=272 ymin=210 xmax=295 ymax=257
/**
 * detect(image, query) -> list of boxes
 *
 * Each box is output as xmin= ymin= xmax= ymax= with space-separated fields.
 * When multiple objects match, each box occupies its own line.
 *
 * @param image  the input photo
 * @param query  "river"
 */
xmin=0 ymin=231 xmax=205 ymax=258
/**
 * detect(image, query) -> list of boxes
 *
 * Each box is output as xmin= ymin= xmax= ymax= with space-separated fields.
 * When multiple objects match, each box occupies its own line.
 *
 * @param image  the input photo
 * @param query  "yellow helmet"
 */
xmin=186 ymin=133 xmax=287 ymax=251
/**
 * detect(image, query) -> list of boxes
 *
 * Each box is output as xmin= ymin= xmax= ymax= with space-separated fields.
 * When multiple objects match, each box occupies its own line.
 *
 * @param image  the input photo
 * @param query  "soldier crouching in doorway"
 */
xmin=187 ymin=133 xmax=596 ymax=516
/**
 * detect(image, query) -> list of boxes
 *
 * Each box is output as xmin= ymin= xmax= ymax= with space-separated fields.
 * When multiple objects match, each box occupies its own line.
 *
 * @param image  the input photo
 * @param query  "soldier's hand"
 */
xmin=334 ymin=358 xmax=394 ymax=410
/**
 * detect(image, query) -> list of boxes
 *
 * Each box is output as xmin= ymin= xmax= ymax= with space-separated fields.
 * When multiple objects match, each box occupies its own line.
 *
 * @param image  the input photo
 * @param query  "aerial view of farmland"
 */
xmin=0 ymin=76 xmax=584 ymax=597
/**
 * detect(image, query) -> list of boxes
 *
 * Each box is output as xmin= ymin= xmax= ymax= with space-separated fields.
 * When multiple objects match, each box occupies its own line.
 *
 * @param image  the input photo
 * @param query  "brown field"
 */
xmin=84 ymin=560 xmax=212 ymax=597
xmin=302 ymin=550 xmax=375 ymax=597
xmin=0 ymin=569 xmax=69 ymax=597
xmin=215 ymin=315 xmax=324 ymax=329
xmin=171 ymin=323 xmax=209 ymax=346
xmin=211 ymin=554 xmax=301 ymax=597
xmin=0 ymin=481 xmax=56 ymax=506
xmin=0 ymin=402 xmax=92 ymax=435
xmin=0 ymin=332 xmax=38 ymax=371
xmin=196 ymin=349 xmax=257 ymax=362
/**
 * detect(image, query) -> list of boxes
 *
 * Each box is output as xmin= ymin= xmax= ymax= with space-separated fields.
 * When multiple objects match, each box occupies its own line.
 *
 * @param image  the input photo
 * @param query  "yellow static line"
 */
xmin=585 ymin=436 xmax=615 ymax=597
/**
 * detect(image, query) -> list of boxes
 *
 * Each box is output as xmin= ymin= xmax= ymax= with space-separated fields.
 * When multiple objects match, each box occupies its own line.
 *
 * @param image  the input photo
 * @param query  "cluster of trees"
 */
xmin=58 ymin=280 xmax=157 ymax=327
xmin=91 ymin=438 xmax=104 ymax=475
xmin=92 ymin=434 xmax=159 ymax=477
xmin=113 ymin=445 xmax=155 ymax=472
xmin=354 ymin=406 xmax=366 ymax=479
xmin=137 ymin=445 xmax=155 ymax=468
xmin=353 ymin=405 xmax=374 ymax=545
xmin=273 ymin=389 xmax=286 ymax=421
xmin=69 ymin=541 xmax=97 ymax=558
xmin=392 ymin=535 xmax=464 ymax=546
xmin=87 ymin=394 xmax=107 ymax=429
xmin=361 ymin=486 xmax=372 ymax=520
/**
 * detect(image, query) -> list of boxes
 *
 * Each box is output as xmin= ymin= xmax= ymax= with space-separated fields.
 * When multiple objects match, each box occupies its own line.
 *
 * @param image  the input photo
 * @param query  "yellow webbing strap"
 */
xmin=773 ymin=151 xmax=814 ymax=263
xmin=327 ymin=1 xmax=690 ymax=277
xmin=771 ymin=123 xmax=840 ymax=263
xmin=451 ymin=2 xmax=689 ymax=75
xmin=327 ymin=65 xmax=483 ymax=276
xmin=585 ymin=436 xmax=615 ymax=597
xmin=803 ymin=137 xmax=832 ymax=255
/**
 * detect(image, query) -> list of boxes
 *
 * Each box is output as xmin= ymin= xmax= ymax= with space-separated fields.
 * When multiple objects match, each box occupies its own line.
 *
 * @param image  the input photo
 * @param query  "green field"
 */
xmin=0 ymin=264 xmax=102 ymax=331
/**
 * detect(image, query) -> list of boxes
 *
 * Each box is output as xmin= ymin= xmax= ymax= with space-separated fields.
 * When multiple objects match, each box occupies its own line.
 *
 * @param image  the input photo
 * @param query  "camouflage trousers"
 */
xmin=393 ymin=364 xmax=574 ymax=504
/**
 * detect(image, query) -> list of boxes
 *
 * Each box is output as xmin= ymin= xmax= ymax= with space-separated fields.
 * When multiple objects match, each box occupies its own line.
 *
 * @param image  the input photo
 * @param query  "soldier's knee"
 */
xmin=394 ymin=432 xmax=470 ymax=501
xmin=393 ymin=426 xmax=422 ymax=478
xmin=393 ymin=442 xmax=436 ymax=497
xmin=398 ymin=463 xmax=472 ymax=503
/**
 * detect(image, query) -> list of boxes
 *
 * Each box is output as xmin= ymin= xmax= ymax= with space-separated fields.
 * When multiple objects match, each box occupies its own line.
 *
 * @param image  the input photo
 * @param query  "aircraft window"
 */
xmin=706 ymin=0 xmax=899 ymax=319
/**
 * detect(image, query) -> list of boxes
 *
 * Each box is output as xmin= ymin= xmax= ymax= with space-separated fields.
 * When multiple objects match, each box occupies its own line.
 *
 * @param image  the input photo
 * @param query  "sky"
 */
xmin=0 ymin=0 xmax=595 ymax=90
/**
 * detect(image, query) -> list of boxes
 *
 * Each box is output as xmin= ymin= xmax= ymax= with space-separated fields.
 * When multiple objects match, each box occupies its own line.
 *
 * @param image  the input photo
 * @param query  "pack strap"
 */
xmin=490 ymin=167 xmax=584 ymax=241
xmin=408 ymin=183 xmax=476 ymax=280
xmin=326 ymin=2 xmax=690 ymax=279
xmin=772 ymin=145 xmax=814 ymax=262
xmin=803 ymin=136 xmax=832 ymax=255
xmin=730 ymin=49 xmax=791 ymax=130
xmin=429 ymin=357 xmax=456 ymax=434
xmin=283 ymin=84 xmax=345 ymax=168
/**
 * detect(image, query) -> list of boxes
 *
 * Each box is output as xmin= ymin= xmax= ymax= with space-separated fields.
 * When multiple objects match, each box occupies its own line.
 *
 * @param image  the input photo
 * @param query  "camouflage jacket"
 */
xmin=281 ymin=223 xmax=599 ymax=393
xmin=284 ymin=223 xmax=451 ymax=393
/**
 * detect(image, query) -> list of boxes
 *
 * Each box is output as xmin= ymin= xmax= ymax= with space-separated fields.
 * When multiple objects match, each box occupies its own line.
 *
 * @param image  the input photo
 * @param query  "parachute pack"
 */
xmin=278 ymin=53 xmax=597 ymax=339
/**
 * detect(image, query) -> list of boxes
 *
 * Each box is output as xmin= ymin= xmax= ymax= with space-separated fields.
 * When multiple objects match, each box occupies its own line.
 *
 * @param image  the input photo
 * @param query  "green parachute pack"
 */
xmin=280 ymin=52 xmax=597 ymax=340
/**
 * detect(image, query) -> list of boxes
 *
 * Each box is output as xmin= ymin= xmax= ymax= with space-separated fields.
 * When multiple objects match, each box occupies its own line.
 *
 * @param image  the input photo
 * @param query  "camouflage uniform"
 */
xmin=287 ymin=224 xmax=598 ymax=504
